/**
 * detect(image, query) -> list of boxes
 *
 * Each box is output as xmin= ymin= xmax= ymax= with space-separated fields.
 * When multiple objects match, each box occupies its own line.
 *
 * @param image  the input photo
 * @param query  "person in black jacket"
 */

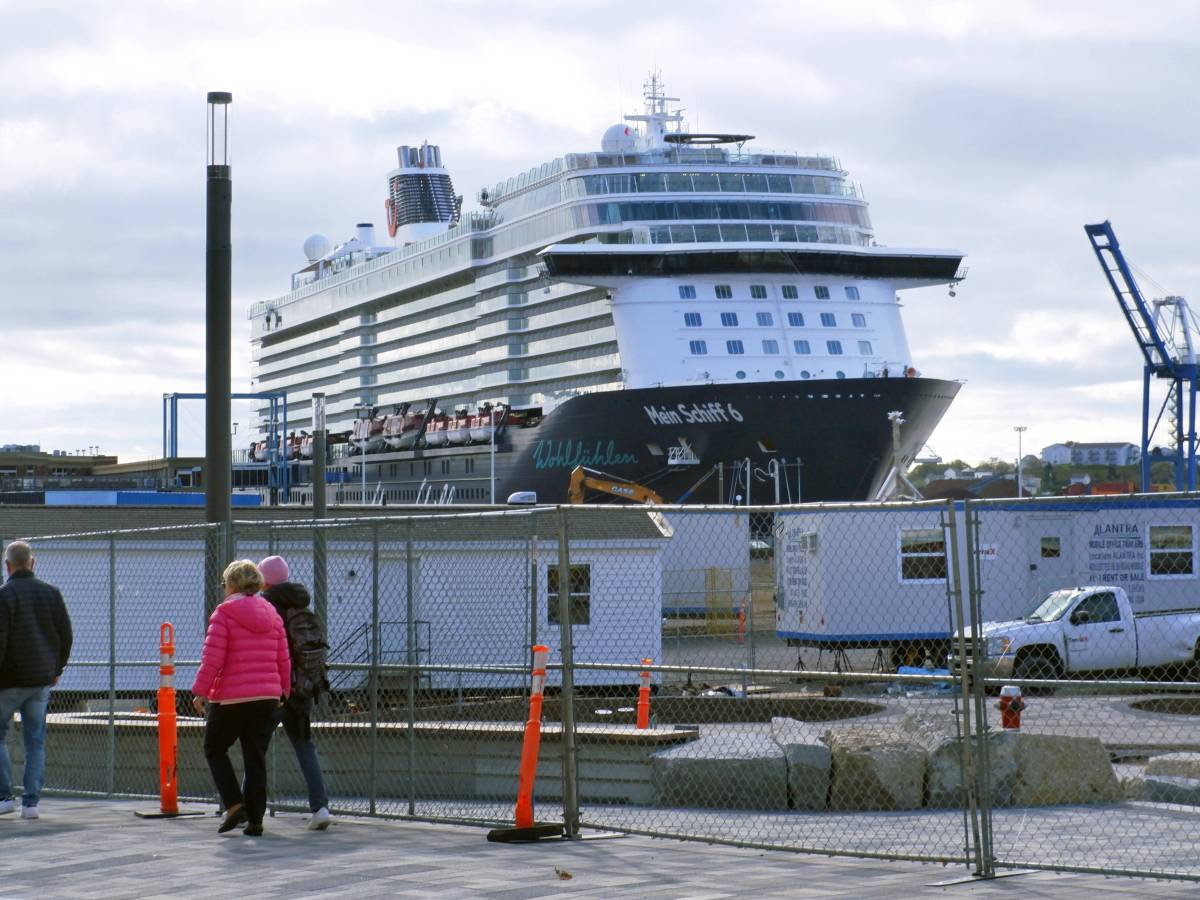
xmin=258 ymin=555 xmax=332 ymax=830
xmin=0 ymin=540 xmax=72 ymax=820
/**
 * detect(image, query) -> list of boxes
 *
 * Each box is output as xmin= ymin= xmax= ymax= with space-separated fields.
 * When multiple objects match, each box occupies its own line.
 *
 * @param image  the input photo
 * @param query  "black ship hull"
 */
xmin=316 ymin=377 xmax=959 ymax=505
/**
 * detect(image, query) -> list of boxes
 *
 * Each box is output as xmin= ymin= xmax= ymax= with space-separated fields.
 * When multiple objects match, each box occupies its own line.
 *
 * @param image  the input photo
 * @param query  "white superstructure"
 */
xmin=249 ymin=74 xmax=964 ymax=437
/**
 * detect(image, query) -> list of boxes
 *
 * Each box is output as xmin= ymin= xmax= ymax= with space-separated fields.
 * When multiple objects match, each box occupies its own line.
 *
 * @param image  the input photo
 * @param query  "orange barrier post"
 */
xmin=157 ymin=623 xmax=178 ymax=814
xmin=134 ymin=623 xmax=203 ymax=819
xmin=636 ymin=658 xmax=652 ymax=729
xmin=736 ymin=603 xmax=746 ymax=644
xmin=486 ymin=645 xmax=562 ymax=842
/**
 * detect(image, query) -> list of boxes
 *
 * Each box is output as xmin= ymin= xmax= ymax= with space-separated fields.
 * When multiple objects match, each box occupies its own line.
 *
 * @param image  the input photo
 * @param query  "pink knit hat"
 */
xmin=258 ymin=555 xmax=290 ymax=586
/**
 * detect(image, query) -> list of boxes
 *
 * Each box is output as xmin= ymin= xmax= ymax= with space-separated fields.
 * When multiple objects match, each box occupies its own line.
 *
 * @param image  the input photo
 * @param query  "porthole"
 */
xmin=736 ymin=370 xmax=747 ymax=380
xmin=836 ymin=371 xmax=846 ymax=379
xmin=800 ymin=370 xmax=811 ymax=379
xmin=774 ymin=370 xmax=785 ymax=379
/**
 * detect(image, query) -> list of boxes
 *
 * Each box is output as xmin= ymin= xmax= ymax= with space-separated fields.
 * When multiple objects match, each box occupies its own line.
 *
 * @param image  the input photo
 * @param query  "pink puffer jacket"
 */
xmin=192 ymin=593 xmax=291 ymax=702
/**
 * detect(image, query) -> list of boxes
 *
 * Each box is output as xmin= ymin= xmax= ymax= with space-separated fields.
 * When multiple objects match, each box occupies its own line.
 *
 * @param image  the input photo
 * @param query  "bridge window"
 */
xmin=820 ymin=313 xmax=837 ymax=327
xmin=782 ymin=285 xmax=799 ymax=299
xmin=756 ymin=312 xmax=773 ymax=327
xmin=715 ymin=284 xmax=733 ymax=299
xmin=689 ymin=340 xmax=708 ymax=355
xmin=684 ymin=312 xmax=702 ymax=327
xmin=787 ymin=312 xmax=804 ymax=327
xmin=547 ymin=564 xmax=591 ymax=625
xmin=793 ymin=339 xmax=811 ymax=354
xmin=1149 ymin=525 xmax=1195 ymax=577
xmin=814 ymin=285 xmax=830 ymax=300
xmin=827 ymin=340 xmax=843 ymax=355
xmin=845 ymin=286 xmax=861 ymax=300
xmin=726 ymin=340 xmax=745 ymax=355
xmin=762 ymin=339 xmax=780 ymax=355
xmin=750 ymin=284 xmax=768 ymax=299
xmin=678 ymin=285 xmax=696 ymax=299
xmin=720 ymin=312 xmax=739 ymax=327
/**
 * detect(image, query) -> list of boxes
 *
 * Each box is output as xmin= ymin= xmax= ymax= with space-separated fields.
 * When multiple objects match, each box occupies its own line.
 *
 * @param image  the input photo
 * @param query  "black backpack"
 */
xmin=284 ymin=607 xmax=330 ymax=700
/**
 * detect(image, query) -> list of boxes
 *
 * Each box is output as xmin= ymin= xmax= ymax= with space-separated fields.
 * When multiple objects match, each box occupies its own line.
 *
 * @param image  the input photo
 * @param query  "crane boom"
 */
xmin=1084 ymin=221 xmax=1198 ymax=492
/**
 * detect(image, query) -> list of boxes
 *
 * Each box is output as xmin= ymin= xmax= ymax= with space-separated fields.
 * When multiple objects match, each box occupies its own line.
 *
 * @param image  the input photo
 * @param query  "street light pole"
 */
xmin=1014 ymin=425 xmax=1028 ymax=498
xmin=355 ymin=403 xmax=372 ymax=504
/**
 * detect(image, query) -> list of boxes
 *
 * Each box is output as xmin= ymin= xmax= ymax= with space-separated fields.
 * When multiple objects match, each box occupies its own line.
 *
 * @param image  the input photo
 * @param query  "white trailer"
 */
xmin=774 ymin=496 xmax=1200 ymax=659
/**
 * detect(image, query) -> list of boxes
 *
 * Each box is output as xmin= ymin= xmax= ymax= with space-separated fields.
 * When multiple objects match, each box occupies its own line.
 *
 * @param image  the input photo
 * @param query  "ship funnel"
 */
xmin=356 ymin=223 xmax=375 ymax=246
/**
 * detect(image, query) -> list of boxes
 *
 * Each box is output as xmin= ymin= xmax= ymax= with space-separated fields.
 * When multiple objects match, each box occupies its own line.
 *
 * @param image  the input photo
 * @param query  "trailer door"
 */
xmin=1027 ymin=517 xmax=1074 ymax=610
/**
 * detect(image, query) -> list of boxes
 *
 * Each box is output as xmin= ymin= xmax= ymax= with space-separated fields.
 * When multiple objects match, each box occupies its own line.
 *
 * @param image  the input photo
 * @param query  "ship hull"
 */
xmin=322 ymin=377 xmax=959 ymax=505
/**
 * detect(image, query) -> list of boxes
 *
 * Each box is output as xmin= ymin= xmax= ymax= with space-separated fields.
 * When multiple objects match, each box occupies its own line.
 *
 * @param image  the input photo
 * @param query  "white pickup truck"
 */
xmin=975 ymin=586 xmax=1200 ymax=680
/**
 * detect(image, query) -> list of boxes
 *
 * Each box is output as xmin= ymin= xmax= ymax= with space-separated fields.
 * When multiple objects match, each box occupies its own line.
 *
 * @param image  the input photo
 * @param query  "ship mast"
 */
xmin=624 ymin=71 xmax=684 ymax=150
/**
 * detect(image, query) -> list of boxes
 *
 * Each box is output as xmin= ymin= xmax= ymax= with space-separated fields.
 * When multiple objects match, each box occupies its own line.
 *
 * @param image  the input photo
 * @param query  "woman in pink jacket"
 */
xmin=191 ymin=559 xmax=290 ymax=836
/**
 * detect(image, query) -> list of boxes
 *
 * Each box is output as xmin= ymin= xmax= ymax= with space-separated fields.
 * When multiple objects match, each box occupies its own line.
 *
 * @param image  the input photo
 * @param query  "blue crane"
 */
xmin=1084 ymin=221 xmax=1199 ymax=491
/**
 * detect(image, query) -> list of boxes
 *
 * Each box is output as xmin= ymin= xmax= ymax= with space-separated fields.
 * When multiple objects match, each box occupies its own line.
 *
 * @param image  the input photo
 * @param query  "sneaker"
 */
xmin=21 ymin=806 xmax=38 ymax=820
xmin=0 ymin=798 xmax=15 ymax=815
xmin=307 ymin=807 xmax=333 ymax=831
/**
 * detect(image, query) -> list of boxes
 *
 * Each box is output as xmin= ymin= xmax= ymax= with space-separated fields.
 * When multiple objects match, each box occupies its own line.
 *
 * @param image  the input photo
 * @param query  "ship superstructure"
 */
xmin=248 ymin=74 xmax=965 ymax=504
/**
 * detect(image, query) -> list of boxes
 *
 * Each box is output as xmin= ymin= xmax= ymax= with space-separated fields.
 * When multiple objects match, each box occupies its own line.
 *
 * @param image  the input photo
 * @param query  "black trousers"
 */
xmin=203 ymin=699 xmax=279 ymax=825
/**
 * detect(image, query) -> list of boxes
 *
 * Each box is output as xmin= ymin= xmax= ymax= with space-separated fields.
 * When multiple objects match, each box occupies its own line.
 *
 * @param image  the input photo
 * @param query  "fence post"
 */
xmin=107 ymin=535 xmax=117 ymax=797
xmin=556 ymin=507 xmax=580 ymax=838
xmin=405 ymin=517 xmax=416 ymax=817
xmin=944 ymin=501 xmax=983 ymax=875
xmin=963 ymin=501 xmax=996 ymax=877
xmin=369 ymin=522 xmax=380 ymax=815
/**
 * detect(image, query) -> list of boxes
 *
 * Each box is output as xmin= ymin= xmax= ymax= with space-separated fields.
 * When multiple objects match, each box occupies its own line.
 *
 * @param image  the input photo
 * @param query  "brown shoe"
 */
xmin=218 ymin=804 xmax=248 ymax=834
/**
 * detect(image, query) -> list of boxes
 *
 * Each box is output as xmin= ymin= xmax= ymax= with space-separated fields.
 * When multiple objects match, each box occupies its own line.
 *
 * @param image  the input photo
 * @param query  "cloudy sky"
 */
xmin=2 ymin=0 xmax=1198 ymax=465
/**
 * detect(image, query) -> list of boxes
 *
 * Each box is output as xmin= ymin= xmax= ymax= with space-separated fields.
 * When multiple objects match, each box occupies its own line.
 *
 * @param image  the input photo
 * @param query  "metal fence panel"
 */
xmin=565 ymin=503 xmax=980 ymax=866
xmin=966 ymin=493 xmax=1200 ymax=881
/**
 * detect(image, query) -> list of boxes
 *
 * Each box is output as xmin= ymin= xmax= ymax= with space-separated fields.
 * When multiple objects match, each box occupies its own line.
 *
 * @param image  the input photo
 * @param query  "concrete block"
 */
xmin=769 ymin=717 xmax=831 ymax=811
xmin=1146 ymin=752 xmax=1200 ymax=779
xmin=1142 ymin=775 xmax=1200 ymax=805
xmin=825 ymin=725 xmax=926 ymax=811
xmin=652 ymin=727 xmax=788 ymax=811
xmin=1009 ymin=733 xmax=1121 ymax=806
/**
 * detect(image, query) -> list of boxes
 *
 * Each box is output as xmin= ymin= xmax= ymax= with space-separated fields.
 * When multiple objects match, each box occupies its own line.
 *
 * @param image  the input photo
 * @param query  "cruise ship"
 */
xmin=248 ymin=75 xmax=965 ymax=505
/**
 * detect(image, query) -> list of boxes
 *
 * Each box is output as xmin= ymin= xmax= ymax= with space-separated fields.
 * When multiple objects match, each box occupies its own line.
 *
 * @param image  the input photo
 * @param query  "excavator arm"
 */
xmin=568 ymin=466 xmax=664 ymax=505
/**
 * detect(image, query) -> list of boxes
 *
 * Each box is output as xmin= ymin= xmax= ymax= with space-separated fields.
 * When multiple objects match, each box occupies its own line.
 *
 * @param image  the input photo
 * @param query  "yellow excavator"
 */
xmin=567 ymin=466 xmax=664 ymax=505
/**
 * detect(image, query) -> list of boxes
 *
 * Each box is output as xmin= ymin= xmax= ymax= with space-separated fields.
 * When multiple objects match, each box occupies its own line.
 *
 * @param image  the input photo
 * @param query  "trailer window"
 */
xmin=548 ymin=564 xmax=591 ymax=625
xmin=1149 ymin=525 xmax=1195 ymax=577
xmin=1040 ymin=537 xmax=1061 ymax=558
xmin=898 ymin=528 xmax=947 ymax=582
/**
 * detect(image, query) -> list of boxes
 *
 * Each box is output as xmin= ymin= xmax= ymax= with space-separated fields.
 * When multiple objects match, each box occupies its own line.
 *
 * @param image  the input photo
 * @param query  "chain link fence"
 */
xmin=4 ymin=496 xmax=1200 ymax=881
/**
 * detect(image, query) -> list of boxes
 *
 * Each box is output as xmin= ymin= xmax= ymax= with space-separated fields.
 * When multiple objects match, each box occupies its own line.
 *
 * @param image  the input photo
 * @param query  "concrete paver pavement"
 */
xmin=2 ymin=799 xmax=1197 ymax=898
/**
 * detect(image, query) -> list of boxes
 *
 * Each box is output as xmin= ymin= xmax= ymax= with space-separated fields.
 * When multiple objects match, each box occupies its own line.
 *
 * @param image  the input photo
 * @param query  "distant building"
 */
xmin=1040 ymin=442 xmax=1140 ymax=467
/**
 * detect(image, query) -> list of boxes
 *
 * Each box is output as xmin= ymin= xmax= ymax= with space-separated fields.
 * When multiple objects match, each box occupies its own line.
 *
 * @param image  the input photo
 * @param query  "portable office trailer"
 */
xmin=657 ymin=510 xmax=754 ymax=616
xmin=775 ymin=495 xmax=1200 ymax=659
xmin=31 ymin=511 xmax=669 ymax=697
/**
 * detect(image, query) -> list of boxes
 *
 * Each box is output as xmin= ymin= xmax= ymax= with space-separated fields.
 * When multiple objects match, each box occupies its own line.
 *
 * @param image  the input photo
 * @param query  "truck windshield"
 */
xmin=1025 ymin=589 xmax=1079 ymax=622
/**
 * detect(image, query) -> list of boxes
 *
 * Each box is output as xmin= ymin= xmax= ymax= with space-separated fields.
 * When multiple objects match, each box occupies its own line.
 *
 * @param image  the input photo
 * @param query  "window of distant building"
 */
xmin=820 ymin=313 xmax=836 ymax=327
xmin=715 ymin=284 xmax=733 ymax=299
xmin=762 ymin=339 xmax=780 ymax=354
xmin=750 ymin=284 xmax=768 ymax=299
xmin=814 ymin=285 xmax=830 ymax=299
xmin=793 ymin=339 xmax=811 ymax=354
xmin=756 ymin=312 xmax=773 ymax=326
xmin=827 ymin=340 xmax=843 ymax=355
xmin=852 ymin=313 xmax=867 ymax=328
xmin=684 ymin=312 xmax=702 ymax=327
xmin=858 ymin=340 xmax=873 ymax=355
xmin=787 ymin=312 xmax=804 ymax=327
xmin=720 ymin=312 xmax=739 ymax=327
xmin=689 ymin=340 xmax=708 ymax=355
xmin=782 ymin=285 xmax=799 ymax=300
xmin=844 ymin=286 xmax=861 ymax=300
xmin=678 ymin=285 xmax=696 ymax=299
xmin=727 ymin=340 xmax=745 ymax=355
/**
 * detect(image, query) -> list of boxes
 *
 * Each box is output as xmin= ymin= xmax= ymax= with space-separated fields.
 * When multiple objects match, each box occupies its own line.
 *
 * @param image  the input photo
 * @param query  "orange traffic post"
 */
xmin=134 ymin=623 xmax=203 ymax=819
xmin=486 ymin=645 xmax=563 ymax=842
xmin=636 ymin=658 xmax=653 ymax=729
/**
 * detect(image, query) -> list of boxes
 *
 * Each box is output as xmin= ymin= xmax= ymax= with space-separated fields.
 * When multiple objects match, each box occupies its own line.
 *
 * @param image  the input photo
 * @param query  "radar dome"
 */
xmin=303 ymin=234 xmax=332 ymax=262
xmin=601 ymin=123 xmax=637 ymax=153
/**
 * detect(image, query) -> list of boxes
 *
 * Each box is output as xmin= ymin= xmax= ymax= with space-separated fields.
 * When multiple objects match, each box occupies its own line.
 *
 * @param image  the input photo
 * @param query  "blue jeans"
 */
xmin=280 ymin=697 xmax=329 ymax=812
xmin=0 ymin=685 xmax=51 ymax=807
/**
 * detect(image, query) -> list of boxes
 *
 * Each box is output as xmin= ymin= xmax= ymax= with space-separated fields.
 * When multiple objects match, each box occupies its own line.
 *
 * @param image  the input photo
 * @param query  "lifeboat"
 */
xmin=299 ymin=434 xmax=315 ymax=459
xmin=350 ymin=415 xmax=387 ymax=454
xmin=424 ymin=414 xmax=449 ymax=447
xmin=396 ymin=412 xmax=426 ymax=449
xmin=446 ymin=411 xmax=470 ymax=445
xmin=469 ymin=405 xmax=506 ymax=443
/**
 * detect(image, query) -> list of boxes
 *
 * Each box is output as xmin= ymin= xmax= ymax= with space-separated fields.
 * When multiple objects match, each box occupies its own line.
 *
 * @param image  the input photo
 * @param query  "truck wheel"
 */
xmin=1014 ymin=652 xmax=1061 ymax=695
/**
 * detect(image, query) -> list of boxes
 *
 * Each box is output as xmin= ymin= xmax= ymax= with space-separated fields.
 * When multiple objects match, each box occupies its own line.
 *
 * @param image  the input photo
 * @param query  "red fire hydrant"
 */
xmin=999 ymin=684 xmax=1025 ymax=730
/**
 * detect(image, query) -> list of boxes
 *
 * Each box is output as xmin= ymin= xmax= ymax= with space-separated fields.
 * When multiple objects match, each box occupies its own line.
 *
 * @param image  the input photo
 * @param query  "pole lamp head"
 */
xmin=206 ymin=91 xmax=232 ymax=169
